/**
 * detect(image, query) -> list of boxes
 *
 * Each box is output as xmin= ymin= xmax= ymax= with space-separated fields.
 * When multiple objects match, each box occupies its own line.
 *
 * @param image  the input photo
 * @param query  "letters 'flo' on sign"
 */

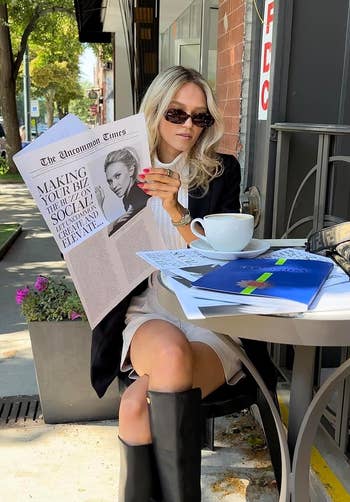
xmin=258 ymin=1 xmax=274 ymax=121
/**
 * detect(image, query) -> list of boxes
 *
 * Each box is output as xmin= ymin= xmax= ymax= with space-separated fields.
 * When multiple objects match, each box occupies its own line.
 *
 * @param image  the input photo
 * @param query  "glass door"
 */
xmin=175 ymin=38 xmax=201 ymax=70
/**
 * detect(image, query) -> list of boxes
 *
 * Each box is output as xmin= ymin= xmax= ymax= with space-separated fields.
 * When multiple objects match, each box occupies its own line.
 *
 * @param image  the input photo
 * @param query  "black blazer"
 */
xmin=91 ymin=154 xmax=241 ymax=398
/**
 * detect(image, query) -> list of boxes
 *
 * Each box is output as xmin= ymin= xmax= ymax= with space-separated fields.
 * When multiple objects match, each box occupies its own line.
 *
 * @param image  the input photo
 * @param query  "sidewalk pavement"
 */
xmin=0 ymin=183 xmax=278 ymax=501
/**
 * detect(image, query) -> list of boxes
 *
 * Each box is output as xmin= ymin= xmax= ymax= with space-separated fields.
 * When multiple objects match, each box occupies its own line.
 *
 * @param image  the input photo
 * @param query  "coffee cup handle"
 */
xmin=190 ymin=218 xmax=209 ymax=245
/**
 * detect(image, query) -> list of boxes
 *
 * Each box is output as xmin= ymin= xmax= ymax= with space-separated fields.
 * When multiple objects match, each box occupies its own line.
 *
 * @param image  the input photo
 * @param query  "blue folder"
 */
xmin=191 ymin=258 xmax=333 ymax=311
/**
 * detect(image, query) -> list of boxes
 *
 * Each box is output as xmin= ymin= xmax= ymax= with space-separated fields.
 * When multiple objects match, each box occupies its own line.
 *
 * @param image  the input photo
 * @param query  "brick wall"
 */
xmin=216 ymin=0 xmax=245 ymax=156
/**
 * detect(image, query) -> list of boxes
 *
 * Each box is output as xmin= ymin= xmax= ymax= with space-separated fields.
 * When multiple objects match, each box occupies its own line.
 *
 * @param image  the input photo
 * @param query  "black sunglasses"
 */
xmin=164 ymin=108 xmax=214 ymax=128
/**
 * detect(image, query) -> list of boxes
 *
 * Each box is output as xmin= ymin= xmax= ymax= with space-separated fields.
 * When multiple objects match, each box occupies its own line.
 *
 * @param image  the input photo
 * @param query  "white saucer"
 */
xmin=189 ymin=238 xmax=270 ymax=260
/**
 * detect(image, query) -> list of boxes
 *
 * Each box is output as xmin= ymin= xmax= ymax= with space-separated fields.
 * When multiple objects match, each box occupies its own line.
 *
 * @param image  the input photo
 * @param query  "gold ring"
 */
xmin=166 ymin=168 xmax=172 ymax=177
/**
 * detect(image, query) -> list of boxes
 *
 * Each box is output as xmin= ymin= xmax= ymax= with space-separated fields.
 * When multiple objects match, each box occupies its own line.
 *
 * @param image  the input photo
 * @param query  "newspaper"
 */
xmin=14 ymin=113 xmax=165 ymax=328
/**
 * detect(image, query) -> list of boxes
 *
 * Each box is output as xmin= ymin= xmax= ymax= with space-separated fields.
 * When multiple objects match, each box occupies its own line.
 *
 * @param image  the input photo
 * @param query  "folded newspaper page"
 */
xmin=14 ymin=113 xmax=165 ymax=328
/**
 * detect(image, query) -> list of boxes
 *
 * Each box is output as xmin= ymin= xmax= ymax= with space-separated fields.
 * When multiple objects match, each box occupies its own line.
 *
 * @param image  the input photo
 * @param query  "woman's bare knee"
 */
xmin=118 ymin=377 xmax=151 ymax=444
xmin=119 ymin=389 xmax=148 ymax=424
xmin=130 ymin=320 xmax=194 ymax=392
xmin=149 ymin=342 xmax=193 ymax=391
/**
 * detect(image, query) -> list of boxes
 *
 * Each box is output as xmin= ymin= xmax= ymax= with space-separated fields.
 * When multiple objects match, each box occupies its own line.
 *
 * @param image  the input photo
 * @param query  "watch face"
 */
xmin=172 ymin=210 xmax=192 ymax=227
xmin=183 ymin=213 xmax=192 ymax=224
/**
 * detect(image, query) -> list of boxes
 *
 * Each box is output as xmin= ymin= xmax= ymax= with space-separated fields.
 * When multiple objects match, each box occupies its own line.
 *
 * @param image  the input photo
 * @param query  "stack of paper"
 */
xmin=138 ymin=247 xmax=350 ymax=319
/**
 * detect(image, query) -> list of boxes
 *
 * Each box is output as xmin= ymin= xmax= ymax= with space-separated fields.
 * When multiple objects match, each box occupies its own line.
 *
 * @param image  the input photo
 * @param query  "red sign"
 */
xmin=90 ymin=104 xmax=98 ymax=115
xmin=258 ymin=1 xmax=274 ymax=120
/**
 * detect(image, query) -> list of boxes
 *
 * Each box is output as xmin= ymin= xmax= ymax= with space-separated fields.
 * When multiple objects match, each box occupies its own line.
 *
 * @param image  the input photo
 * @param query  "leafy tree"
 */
xmin=31 ymin=12 xmax=83 ymax=123
xmin=31 ymin=60 xmax=80 ymax=126
xmin=91 ymin=43 xmax=113 ymax=64
xmin=0 ymin=0 xmax=74 ymax=172
xmin=69 ymin=81 xmax=92 ymax=124
xmin=30 ymin=14 xmax=83 ymax=126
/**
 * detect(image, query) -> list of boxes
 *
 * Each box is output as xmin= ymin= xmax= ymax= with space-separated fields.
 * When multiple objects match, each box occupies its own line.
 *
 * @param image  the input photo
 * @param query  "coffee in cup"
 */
xmin=190 ymin=213 xmax=254 ymax=252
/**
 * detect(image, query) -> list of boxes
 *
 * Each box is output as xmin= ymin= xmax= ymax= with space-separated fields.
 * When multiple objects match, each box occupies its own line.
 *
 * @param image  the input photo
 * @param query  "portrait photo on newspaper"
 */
xmin=92 ymin=146 xmax=150 ymax=236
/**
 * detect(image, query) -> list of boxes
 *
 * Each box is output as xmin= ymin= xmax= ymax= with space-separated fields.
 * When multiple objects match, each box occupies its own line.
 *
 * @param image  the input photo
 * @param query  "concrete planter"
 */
xmin=28 ymin=321 xmax=119 ymax=424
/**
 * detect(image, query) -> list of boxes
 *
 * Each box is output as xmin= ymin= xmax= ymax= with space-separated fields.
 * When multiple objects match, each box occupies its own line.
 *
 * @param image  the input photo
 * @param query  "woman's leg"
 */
xmin=130 ymin=319 xmax=194 ymax=392
xmin=119 ymin=319 xmax=193 ymax=443
xmin=118 ymin=320 xmax=195 ymax=501
xmin=119 ymin=374 xmax=151 ymax=444
xmin=130 ymin=319 xmax=226 ymax=396
xmin=122 ymin=319 xmax=227 ymax=502
xmin=119 ymin=319 xmax=227 ymax=443
xmin=191 ymin=340 xmax=226 ymax=397
xmin=118 ymin=375 xmax=161 ymax=501
xmin=118 ymin=436 xmax=160 ymax=502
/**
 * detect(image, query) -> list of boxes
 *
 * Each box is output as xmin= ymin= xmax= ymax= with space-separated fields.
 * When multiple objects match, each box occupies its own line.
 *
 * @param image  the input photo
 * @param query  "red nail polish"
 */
xmin=143 ymin=168 xmax=150 ymax=173
xmin=139 ymin=174 xmax=145 ymax=179
xmin=137 ymin=183 xmax=144 ymax=187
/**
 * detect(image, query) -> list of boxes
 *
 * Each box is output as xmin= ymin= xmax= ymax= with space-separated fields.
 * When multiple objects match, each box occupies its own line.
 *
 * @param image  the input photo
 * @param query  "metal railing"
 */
xmin=271 ymin=123 xmax=350 ymax=238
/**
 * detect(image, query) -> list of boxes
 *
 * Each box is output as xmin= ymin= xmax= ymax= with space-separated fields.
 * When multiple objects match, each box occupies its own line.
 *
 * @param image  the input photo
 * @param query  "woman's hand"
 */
xmin=137 ymin=167 xmax=197 ymax=243
xmin=95 ymin=185 xmax=105 ymax=208
xmin=137 ymin=167 xmax=182 ymax=216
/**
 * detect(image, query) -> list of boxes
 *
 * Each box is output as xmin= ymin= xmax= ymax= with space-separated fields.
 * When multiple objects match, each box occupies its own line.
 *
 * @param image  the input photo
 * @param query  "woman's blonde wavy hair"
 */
xmin=139 ymin=66 xmax=224 ymax=194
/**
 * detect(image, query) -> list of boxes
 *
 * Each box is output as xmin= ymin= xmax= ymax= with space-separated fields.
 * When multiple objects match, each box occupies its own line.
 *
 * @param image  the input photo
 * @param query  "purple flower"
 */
xmin=16 ymin=287 xmax=30 ymax=304
xmin=34 ymin=276 xmax=49 ymax=292
xmin=70 ymin=311 xmax=82 ymax=321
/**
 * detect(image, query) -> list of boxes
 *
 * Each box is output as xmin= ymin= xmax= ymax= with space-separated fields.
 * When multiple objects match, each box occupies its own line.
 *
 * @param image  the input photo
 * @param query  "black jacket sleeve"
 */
xmin=210 ymin=153 xmax=241 ymax=214
xmin=91 ymin=280 xmax=147 ymax=398
xmin=189 ymin=153 xmax=241 ymax=218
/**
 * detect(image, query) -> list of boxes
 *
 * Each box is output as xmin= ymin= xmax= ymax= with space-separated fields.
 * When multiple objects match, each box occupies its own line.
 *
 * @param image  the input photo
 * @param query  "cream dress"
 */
xmin=120 ymin=153 xmax=244 ymax=385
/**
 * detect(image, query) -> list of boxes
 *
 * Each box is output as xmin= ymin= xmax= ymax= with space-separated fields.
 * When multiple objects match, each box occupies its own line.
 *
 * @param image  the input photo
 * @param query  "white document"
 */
xmin=14 ymin=114 xmax=165 ymax=328
xmin=137 ymin=248 xmax=225 ymax=272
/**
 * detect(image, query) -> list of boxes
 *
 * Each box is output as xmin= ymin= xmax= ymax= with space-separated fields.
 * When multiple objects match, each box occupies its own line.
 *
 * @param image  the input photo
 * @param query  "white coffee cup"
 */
xmin=190 ymin=213 xmax=254 ymax=252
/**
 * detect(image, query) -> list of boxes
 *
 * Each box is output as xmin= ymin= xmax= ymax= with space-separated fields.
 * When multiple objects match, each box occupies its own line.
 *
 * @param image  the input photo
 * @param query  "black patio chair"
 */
xmin=200 ymin=338 xmax=282 ymax=492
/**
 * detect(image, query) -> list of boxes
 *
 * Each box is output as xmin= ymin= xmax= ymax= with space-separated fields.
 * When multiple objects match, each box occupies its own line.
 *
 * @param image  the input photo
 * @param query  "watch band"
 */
xmin=306 ymin=221 xmax=350 ymax=253
xmin=306 ymin=221 xmax=350 ymax=278
xmin=171 ymin=208 xmax=192 ymax=227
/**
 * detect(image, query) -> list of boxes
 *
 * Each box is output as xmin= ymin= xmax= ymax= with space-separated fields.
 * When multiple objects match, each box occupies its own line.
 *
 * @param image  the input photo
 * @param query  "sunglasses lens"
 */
xmin=164 ymin=109 xmax=214 ymax=128
xmin=164 ymin=109 xmax=188 ymax=124
xmin=192 ymin=113 xmax=214 ymax=128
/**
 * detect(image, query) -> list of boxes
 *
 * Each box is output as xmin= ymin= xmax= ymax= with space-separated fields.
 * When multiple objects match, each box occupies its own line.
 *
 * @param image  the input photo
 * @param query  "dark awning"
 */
xmin=74 ymin=0 xmax=111 ymax=43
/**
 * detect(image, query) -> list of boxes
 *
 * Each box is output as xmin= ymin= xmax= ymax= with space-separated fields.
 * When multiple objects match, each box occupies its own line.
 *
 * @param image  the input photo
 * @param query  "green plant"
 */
xmin=16 ymin=275 xmax=87 ymax=322
xmin=0 ymin=157 xmax=9 ymax=175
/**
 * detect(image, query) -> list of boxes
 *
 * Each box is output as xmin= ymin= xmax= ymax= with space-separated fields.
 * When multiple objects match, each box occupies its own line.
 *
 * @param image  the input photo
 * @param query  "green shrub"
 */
xmin=0 ymin=157 xmax=9 ymax=175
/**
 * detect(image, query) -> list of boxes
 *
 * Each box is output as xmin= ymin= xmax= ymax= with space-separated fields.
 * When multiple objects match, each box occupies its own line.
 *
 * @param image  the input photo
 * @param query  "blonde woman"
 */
xmin=91 ymin=66 xmax=243 ymax=501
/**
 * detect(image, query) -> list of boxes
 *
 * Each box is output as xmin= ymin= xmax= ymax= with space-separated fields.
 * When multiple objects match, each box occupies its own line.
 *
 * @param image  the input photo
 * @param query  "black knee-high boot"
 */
xmin=147 ymin=388 xmax=202 ymax=502
xmin=118 ymin=436 xmax=162 ymax=502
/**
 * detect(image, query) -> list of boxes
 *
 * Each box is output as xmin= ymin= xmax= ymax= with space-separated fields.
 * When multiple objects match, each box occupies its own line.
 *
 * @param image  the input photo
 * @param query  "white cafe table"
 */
xmin=156 ymin=239 xmax=350 ymax=502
